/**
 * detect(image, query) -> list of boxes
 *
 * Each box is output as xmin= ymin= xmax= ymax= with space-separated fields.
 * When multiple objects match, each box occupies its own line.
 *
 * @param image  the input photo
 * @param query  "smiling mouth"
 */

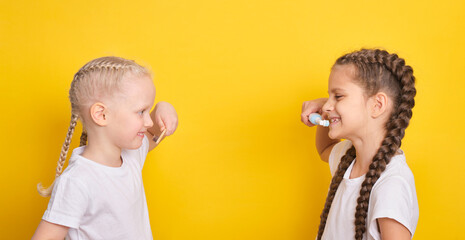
xmin=330 ymin=118 xmax=340 ymax=124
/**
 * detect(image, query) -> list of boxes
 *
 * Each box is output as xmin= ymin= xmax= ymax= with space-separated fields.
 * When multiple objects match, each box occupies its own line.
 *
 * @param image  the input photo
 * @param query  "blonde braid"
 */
xmin=79 ymin=130 xmax=87 ymax=147
xmin=37 ymin=113 xmax=79 ymax=197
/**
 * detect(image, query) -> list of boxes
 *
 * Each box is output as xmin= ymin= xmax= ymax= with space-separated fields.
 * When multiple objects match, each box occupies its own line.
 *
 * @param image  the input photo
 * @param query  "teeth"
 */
xmin=330 ymin=118 xmax=340 ymax=123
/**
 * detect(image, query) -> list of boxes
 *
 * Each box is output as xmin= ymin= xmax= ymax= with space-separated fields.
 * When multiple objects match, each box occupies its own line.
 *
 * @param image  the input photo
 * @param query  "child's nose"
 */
xmin=145 ymin=114 xmax=154 ymax=128
xmin=322 ymin=99 xmax=333 ymax=113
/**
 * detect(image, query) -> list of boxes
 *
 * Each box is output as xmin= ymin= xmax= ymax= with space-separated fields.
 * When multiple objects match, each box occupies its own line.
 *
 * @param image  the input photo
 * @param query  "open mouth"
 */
xmin=329 ymin=117 xmax=340 ymax=125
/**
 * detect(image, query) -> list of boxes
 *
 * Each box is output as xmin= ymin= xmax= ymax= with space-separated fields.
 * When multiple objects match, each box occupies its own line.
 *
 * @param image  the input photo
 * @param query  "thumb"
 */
xmin=157 ymin=116 xmax=166 ymax=132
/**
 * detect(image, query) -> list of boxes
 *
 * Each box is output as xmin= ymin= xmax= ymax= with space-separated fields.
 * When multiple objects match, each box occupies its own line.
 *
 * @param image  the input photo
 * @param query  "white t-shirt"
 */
xmin=321 ymin=140 xmax=419 ymax=240
xmin=43 ymin=136 xmax=153 ymax=240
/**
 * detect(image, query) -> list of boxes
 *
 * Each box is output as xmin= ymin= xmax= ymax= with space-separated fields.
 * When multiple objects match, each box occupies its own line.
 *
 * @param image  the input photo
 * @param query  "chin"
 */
xmin=328 ymin=131 xmax=345 ymax=140
xmin=131 ymin=143 xmax=143 ymax=149
xmin=122 ymin=141 xmax=143 ymax=150
xmin=328 ymin=130 xmax=338 ymax=139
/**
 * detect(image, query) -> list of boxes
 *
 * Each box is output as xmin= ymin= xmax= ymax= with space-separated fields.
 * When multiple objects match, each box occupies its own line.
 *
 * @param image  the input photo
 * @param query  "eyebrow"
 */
xmin=136 ymin=103 xmax=152 ymax=110
xmin=328 ymin=88 xmax=346 ymax=94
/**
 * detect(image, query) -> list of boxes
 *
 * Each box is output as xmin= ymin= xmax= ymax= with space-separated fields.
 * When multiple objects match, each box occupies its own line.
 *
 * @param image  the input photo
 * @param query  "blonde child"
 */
xmin=301 ymin=49 xmax=419 ymax=240
xmin=32 ymin=56 xmax=178 ymax=240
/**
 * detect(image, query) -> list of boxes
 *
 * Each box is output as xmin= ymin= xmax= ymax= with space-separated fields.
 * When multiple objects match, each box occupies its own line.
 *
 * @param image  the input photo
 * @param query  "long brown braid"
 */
xmin=317 ymin=145 xmax=356 ymax=238
xmin=316 ymin=49 xmax=416 ymax=239
xmin=37 ymin=56 xmax=150 ymax=197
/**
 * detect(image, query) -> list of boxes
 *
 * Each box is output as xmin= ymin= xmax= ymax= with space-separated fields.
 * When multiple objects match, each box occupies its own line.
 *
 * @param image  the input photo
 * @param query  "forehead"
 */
xmin=114 ymin=73 xmax=155 ymax=103
xmin=328 ymin=64 xmax=361 ymax=92
xmin=121 ymin=73 xmax=154 ymax=91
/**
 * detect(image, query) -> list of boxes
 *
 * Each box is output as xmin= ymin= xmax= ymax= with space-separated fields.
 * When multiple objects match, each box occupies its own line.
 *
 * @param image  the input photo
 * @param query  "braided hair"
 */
xmin=37 ymin=56 xmax=150 ymax=197
xmin=316 ymin=49 xmax=416 ymax=239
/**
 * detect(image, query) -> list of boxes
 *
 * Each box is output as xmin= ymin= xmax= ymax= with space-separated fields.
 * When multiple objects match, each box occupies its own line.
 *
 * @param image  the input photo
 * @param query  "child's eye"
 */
xmin=138 ymin=110 xmax=145 ymax=115
xmin=335 ymin=95 xmax=343 ymax=100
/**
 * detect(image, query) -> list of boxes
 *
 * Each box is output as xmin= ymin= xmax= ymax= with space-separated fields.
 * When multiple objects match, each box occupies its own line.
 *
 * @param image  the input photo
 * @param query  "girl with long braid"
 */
xmin=32 ymin=56 xmax=178 ymax=240
xmin=301 ymin=49 xmax=419 ymax=239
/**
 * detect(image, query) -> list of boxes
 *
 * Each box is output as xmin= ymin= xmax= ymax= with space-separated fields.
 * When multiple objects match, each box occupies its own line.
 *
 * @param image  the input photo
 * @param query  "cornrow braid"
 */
xmin=37 ymin=56 xmax=150 ymax=197
xmin=316 ymin=49 xmax=416 ymax=239
xmin=353 ymin=50 xmax=415 ymax=239
xmin=69 ymin=56 xmax=150 ymax=115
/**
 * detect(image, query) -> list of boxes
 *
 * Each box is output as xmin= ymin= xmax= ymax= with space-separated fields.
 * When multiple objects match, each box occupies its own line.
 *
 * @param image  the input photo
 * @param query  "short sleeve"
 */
xmin=368 ymin=176 xmax=418 ymax=239
xmin=42 ymin=176 xmax=89 ymax=228
xmin=328 ymin=140 xmax=352 ymax=176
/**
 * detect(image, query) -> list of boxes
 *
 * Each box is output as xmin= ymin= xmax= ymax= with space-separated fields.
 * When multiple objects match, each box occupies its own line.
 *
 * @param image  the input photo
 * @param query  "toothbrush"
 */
xmin=309 ymin=113 xmax=329 ymax=127
xmin=153 ymin=129 xmax=167 ymax=144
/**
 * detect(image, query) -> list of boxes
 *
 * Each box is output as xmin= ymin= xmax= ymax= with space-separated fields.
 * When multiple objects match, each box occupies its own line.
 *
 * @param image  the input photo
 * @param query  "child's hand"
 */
xmin=152 ymin=101 xmax=178 ymax=137
xmin=301 ymin=98 xmax=328 ymax=127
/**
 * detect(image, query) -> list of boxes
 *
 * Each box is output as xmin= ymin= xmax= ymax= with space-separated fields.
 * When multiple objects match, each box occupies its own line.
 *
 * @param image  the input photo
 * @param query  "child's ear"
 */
xmin=90 ymin=102 xmax=108 ymax=126
xmin=371 ymin=92 xmax=388 ymax=118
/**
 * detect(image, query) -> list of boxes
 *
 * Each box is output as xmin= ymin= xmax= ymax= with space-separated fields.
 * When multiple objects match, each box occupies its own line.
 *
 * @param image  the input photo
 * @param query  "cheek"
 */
xmin=334 ymin=102 xmax=348 ymax=115
xmin=133 ymin=116 xmax=145 ymax=128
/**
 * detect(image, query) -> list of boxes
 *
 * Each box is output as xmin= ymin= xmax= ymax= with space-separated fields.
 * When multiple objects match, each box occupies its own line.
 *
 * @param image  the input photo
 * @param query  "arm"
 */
xmin=378 ymin=218 xmax=412 ymax=240
xmin=146 ymin=101 xmax=178 ymax=151
xmin=31 ymin=220 xmax=69 ymax=240
xmin=316 ymin=125 xmax=339 ymax=163
xmin=301 ymin=98 xmax=339 ymax=163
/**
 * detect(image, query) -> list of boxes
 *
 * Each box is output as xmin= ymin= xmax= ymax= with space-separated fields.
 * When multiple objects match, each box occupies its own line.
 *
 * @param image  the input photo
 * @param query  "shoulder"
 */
xmin=53 ymin=167 xmax=90 ymax=198
xmin=374 ymin=153 xmax=416 ymax=192
xmin=57 ymin=150 xmax=96 ymax=185
xmin=328 ymin=140 xmax=352 ymax=176
xmin=368 ymin=152 xmax=419 ymax=237
xmin=53 ymin=148 xmax=102 ymax=195
xmin=46 ymin=158 xmax=91 ymax=212
xmin=44 ymin=168 xmax=90 ymax=228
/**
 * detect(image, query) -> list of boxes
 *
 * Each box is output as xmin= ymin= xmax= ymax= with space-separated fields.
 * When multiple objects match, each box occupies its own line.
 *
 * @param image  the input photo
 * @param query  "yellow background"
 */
xmin=1 ymin=0 xmax=464 ymax=239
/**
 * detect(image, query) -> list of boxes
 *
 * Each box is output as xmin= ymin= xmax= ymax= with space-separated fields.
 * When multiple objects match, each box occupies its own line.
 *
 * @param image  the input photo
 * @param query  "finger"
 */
xmin=168 ymin=122 xmax=177 ymax=136
xmin=157 ymin=116 xmax=166 ymax=131
xmin=302 ymin=101 xmax=310 ymax=112
xmin=171 ymin=119 xmax=179 ymax=135
xmin=165 ymin=117 xmax=179 ymax=136
xmin=161 ymin=119 xmax=171 ymax=136
xmin=301 ymin=109 xmax=312 ymax=123
xmin=301 ymin=113 xmax=308 ymax=124
xmin=302 ymin=111 xmax=317 ymax=127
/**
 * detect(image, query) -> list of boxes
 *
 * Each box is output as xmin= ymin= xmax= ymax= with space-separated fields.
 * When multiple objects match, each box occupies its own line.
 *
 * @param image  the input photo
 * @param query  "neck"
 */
xmin=81 ymin=133 xmax=123 ymax=167
xmin=348 ymin=131 xmax=385 ymax=179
